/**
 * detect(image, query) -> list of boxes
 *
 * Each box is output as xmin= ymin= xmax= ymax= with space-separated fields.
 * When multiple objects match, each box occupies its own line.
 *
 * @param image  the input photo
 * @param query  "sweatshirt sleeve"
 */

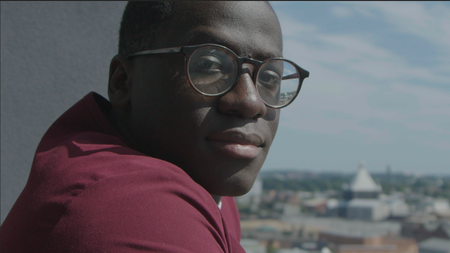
xmin=41 ymin=166 xmax=244 ymax=253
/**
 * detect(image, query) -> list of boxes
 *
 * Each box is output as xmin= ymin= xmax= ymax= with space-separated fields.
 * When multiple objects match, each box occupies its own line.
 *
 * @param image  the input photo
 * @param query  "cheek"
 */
xmin=265 ymin=109 xmax=280 ymax=149
xmin=177 ymin=107 xmax=212 ymax=137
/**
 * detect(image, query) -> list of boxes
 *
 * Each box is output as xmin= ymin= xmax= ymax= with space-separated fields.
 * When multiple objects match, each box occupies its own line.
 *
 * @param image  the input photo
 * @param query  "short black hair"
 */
xmin=118 ymin=1 xmax=277 ymax=57
xmin=118 ymin=1 xmax=175 ymax=57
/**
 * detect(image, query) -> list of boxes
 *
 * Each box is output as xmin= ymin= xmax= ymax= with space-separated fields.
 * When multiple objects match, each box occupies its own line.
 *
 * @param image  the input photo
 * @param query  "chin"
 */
xmin=176 ymin=148 xmax=267 ymax=197
xmin=209 ymin=168 xmax=260 ymax=197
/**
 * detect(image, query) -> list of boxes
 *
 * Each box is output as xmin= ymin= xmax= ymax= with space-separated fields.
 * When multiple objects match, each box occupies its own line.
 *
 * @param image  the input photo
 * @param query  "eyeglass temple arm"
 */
xmin=282 ymin=73 xmax=298 ymax=80
xmin=282 ymin=70 xmax=310 ymax=80
xmin=126 ymin=47 xmax=183 ymax=58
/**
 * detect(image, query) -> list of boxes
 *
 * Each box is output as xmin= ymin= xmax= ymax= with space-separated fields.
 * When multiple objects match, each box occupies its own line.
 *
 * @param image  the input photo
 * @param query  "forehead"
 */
xmin=153 ymin=1 xmax=283 ymax=60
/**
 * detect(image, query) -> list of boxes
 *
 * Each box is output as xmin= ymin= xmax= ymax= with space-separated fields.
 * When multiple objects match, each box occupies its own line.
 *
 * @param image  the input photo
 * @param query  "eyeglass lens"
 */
xmin=187 ymin=46 xmax=300 ymax=107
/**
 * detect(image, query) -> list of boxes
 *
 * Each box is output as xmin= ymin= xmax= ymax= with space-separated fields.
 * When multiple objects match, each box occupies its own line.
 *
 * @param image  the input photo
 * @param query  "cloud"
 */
xmin=332 ymin=6 xmax=352 ymax=18
xmin=392 ymin=82 xmax=450 ymax=118
xmin=350 ymin=2 xmax=450 ymax=52
xmin=273 ymin=2 xmax=450 ymax=151
xmin=275 ymin=10 xmax=318 ymax=36
xmin=351 ymin=5 xmax=377 ymax=18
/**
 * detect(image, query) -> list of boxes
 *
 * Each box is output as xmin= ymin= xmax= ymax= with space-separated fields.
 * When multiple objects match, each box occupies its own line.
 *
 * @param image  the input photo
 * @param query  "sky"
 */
xmin=262 ymin=2 xmax=450 ymax=175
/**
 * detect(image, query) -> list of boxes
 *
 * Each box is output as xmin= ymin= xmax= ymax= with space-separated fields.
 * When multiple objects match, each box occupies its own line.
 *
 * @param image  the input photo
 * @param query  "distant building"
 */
xmin=401 ymin=218 xmax=450 ymax=242
xmin=417 ymin=198 xmax=450 ymax=217
xmin=328 ymin=162 xmax=390 ymax=221
xmin=303 ymin=198 xmax=328 ymax=215
xmin=319 ymin=232 xmax=418 ymax=253
xmin=282 ymin=216 xmax=402 ymax=243
xmin=276 ymin=248 xmax=309 ymax=253
xmin=283 ymin=203 xmax=301 ymax=217
xmin=386 ymin=164 xmax=392 ymax=183
xmin=342 ymin=162 xmax=382 ymax=200
xmin=240 ymin=239 xmax=266 ymax=253
xmin=418 ymin=238 xmax=450 ymax=253
xmin=346 ymin=199 xmax=390 ymax=221
xmin=381 ymin=193 xmax=410 ymax=219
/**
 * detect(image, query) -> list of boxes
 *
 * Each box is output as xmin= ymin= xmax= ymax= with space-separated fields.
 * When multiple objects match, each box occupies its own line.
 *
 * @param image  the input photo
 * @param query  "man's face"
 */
xmin=125 ymin=2 xmax=282 ymax=196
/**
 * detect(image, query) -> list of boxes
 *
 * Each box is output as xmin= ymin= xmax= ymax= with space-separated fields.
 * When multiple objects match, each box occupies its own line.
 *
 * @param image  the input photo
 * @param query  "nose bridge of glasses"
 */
xmin=241 ymin=57 xmax=262 ymax=69
xmin=237 ymin=58 xmax=262 ymax=79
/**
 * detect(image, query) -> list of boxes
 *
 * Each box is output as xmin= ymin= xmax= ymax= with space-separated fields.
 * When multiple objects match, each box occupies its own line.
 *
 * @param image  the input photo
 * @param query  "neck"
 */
xmin=108 ymin=107 xmax=224 ymax=207
xmin=106 ymin=107 xmax=141 ymax=149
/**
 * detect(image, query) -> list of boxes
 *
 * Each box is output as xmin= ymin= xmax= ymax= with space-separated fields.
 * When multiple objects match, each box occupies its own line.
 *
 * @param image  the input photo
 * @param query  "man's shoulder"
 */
xmin=33 ymin=129 xmax=199 ymax=197
xmin=29 ymin=91 xmax=194 ymax=193
xmin=27 ymin=91 xmax=212 ymax=216
xmin=38 ymin=133 xmax=232 ymax=252
xmin=1 ymin=92 xmax=244 ymax=252
xmin=4 ymin=130 xmax=229 ymax=252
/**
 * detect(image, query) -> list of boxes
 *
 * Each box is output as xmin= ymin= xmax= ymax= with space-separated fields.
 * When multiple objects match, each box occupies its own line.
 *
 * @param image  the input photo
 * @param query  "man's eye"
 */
xmin=189 ymin=55 xmax=232 ymax=88
xmin=259 ymin=70 xmax=281 ymax=88
xmin=192 ymin=56 xmax=222 ymax=72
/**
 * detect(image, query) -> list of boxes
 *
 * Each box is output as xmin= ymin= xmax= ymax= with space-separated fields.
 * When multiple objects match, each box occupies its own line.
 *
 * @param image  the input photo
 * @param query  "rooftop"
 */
xmin=348 ymin=162 xmax=381 ymax=192
xmin=419 ymin=237 xmax=450 ymax=252
xmin=282 ymin=216 xmax=401 ymax=238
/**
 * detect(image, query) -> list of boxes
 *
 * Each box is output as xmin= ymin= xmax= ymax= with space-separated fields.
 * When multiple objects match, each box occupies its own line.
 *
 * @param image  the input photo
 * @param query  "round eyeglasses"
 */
xmin=127 ymin=44 xmax=310 ymax=109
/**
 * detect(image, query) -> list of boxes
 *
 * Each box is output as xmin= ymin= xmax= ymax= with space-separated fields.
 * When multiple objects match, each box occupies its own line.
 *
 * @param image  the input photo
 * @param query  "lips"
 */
xmin=206 ymin=130 xmax=264 ymax=159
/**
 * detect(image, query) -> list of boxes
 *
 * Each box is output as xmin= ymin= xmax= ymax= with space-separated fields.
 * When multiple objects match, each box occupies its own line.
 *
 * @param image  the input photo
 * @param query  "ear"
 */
xmin=108 ymin=54 xmax=132 ymax=108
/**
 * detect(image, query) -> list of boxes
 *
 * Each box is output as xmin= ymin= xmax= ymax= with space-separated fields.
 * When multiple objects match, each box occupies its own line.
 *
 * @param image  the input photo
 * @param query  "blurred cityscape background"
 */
xmin=237 ymin=162 xmax=450 ymax=253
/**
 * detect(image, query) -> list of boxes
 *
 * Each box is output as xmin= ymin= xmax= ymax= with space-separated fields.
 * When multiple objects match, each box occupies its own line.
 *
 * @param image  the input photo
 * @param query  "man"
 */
xmin=1 ymin=1 xmax=309 ymax=252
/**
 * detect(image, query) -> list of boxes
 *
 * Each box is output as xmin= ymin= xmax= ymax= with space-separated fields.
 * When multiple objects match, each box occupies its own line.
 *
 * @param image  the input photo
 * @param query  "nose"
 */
xmin=217 ymin=64 xmax=267 ymax=119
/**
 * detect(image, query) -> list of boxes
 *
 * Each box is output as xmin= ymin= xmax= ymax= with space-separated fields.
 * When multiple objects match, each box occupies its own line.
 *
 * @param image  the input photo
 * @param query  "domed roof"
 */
xmin=348 ymin=161 xmax=381 ymax=192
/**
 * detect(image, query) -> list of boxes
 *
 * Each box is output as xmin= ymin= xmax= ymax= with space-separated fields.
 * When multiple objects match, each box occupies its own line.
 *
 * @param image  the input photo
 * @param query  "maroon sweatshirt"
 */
xmin=1 ymin=92 xmax=244 ymax=253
